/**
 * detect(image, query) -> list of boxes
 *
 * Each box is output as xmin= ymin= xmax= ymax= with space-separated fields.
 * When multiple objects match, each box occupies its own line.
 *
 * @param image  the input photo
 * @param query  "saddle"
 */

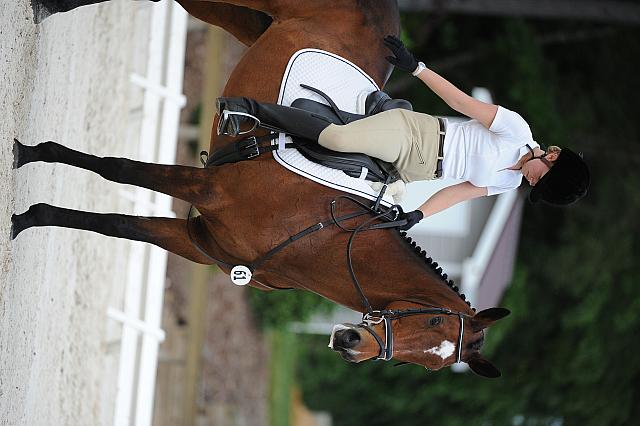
xmin=207 ymin=88 xmax=413 ymax=185
xmin=291 ymin=88 xmax=413 ymax=183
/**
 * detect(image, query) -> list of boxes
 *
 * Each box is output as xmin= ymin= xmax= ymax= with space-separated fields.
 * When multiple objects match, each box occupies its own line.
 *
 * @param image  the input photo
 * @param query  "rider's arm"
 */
xmin=417 ymin=181 xmax=488 ymax=218
xmin=415 ymin=67 xmax=498 ymax=129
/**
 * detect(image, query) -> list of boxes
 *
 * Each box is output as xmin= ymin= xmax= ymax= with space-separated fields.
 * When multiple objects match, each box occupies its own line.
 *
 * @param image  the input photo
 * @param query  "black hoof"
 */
xmin=12 ymin=139 xmax=46 ymax=168
xmin=13 ymin=138 xmax=23 ymax=169
xmin=30 ymin=0 xmax=55 ymax=24
xmin=30 ymin=1 xmax=116 ymax=24
xmin=10 ymin=214 xmax=23 ymax=240
xmin=10 ymin=204 xmax=44 ymax=240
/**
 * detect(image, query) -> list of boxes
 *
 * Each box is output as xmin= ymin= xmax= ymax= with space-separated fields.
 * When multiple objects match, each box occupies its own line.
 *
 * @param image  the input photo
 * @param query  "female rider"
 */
xmin=216 ymin=36 xmax=590 ymax=230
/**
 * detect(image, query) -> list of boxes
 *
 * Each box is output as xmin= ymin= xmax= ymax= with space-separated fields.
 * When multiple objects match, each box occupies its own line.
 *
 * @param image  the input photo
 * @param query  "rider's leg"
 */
xmin=317 ymin=109 xmax=408 ymax=162
xmin=216 ymin=97 xmax=333 ymax=140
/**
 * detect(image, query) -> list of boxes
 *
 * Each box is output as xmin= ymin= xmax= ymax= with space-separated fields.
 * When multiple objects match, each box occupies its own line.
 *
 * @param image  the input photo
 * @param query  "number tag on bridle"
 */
xmin=230 ymin=265 xmax=252 ymax=285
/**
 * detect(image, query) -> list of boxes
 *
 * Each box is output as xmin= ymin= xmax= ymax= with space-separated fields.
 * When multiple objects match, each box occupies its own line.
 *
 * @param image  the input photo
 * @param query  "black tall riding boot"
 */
xmin=32 ymin=0 xmax=160 ymax=23
xmin=216 ymin=97 xmax=333 ymax=140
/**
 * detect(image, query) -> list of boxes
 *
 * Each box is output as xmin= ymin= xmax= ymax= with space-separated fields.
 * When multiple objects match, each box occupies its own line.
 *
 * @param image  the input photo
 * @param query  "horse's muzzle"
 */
xmin=328 ymin=324 xmax=365 ymax=362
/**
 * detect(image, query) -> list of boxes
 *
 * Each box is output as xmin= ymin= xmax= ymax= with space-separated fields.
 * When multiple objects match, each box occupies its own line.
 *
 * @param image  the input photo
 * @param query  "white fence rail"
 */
xmin=108 ymin=2 xmax=187 ymax=426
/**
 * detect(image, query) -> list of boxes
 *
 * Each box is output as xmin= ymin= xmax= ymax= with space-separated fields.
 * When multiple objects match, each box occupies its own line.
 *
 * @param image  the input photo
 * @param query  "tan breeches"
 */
xmin=318 ymin=109 xmax=441 ymax=182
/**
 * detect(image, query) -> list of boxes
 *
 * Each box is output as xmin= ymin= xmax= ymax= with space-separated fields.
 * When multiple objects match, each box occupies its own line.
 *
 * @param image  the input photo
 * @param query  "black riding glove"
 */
xmin=383 ymin=35 xmax=418 ymax=73
xmin=399 ymin=209 xmax=424 ymax=231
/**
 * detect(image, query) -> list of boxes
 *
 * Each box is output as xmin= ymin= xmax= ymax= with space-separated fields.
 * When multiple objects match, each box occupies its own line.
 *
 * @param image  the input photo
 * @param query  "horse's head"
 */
xmin=328 ymin=301 xmax=510 ymax=378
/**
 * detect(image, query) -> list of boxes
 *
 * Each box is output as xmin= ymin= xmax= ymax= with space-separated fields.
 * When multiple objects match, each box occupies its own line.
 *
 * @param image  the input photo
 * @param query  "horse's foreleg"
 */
xmin=11 ymin=204 xmax=217 ymax=265
xmin=14 ymin=140 xmax=213 ymax=207
xmin=177 ymin=1 xmax=271 ymax=46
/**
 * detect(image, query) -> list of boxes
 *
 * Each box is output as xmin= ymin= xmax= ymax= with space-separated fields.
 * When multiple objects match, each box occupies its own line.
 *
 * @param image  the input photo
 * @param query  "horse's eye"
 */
xmin=429 ymin=316 xmax=443 ymax=327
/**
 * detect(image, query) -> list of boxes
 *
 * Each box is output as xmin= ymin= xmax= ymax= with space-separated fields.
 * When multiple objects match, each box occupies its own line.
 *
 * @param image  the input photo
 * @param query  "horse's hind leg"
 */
xmin=31 ymin=0 xmax=159 ymax=23
xmin=177 ymin=1 xmax=271 ymax=46
xmin=196 ymin=0 xmax=326 ymax=20
xmin=14 ymin=139 xmax=213 ymax=207
xmin=11 ymin=204 xmax=217 ymax=265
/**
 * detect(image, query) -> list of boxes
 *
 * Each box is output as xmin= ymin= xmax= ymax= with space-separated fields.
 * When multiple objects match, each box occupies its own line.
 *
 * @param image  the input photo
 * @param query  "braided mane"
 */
xmin=397 ymin=230 xmax=476 ymax=312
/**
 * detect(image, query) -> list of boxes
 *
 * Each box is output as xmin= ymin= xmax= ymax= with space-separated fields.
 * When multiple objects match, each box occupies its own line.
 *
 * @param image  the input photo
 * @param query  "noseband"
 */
xmin=359 ymin=308 xmax=468 ymax=363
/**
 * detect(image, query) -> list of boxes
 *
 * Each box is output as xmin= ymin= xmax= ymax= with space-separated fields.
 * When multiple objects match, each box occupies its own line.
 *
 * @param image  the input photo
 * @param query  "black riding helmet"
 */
xmin=528 ymin=148 xmax=590 ymax=205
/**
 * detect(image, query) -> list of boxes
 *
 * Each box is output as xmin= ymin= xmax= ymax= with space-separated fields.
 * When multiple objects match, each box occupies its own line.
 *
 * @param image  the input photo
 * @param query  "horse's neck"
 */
xmin=354 ymin=234 xmax=474 ymax=315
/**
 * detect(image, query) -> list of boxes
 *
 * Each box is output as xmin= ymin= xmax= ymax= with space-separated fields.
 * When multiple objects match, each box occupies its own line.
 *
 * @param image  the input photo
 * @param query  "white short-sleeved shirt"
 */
xmin=441 ymin=106 xmax=538 ymax=195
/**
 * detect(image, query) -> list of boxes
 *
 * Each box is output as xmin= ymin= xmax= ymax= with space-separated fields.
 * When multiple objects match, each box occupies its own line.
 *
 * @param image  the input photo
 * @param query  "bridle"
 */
xmin=358 ymin=308 xmax=468 ymax=363
xmin=336 ymin=199 xmax=471 ymax=365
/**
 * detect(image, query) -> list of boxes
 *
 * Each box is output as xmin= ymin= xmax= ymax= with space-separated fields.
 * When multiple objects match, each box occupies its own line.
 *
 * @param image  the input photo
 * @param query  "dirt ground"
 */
xmin=1 ymin=3 xmax=271 ymax=425
xmin=0 ymin=1 xmax=152 ymax=425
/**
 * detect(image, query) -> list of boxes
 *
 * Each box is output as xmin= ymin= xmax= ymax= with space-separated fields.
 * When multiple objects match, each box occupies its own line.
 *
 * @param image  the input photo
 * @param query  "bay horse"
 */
xmin=13 ymin=0 xmax=509 ymax=377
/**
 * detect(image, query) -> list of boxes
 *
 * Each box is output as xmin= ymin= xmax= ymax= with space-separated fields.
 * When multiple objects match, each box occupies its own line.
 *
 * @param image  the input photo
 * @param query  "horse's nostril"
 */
xmin=336 ymin=329 xmax=360 ymax=348
xmin=346 ymin=329 xmax=360 ymax=344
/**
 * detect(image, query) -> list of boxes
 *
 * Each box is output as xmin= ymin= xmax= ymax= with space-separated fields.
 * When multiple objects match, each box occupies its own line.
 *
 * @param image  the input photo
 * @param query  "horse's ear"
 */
xmin=466 ymin=354 xmax=501 ymax=378
xmin=470 ymin=307 xmax=510 ymax=332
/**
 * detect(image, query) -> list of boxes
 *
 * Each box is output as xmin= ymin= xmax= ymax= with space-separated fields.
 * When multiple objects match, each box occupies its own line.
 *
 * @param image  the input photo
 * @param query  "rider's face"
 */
xmin=521 ymin=150 xmax=560 ymax=186
xmin=521 ymin=158 xmax=551 ymax=186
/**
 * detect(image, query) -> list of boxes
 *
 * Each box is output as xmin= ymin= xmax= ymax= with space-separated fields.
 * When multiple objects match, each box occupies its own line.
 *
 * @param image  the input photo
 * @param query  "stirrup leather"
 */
xmin=217 ymin=110 xmax=261 ymax=136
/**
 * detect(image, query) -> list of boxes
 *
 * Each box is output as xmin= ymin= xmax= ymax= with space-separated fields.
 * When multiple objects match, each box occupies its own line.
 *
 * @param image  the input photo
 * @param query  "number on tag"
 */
xmin=230 ymin=265 xmax=252 ymax=286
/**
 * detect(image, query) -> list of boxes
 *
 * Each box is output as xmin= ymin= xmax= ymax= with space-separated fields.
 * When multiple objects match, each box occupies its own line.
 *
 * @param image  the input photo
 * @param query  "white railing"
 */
xmin=460 ymin=189 xmax=519 ymax=306
xmin=107 ymin=2 xmax=187 ymax=425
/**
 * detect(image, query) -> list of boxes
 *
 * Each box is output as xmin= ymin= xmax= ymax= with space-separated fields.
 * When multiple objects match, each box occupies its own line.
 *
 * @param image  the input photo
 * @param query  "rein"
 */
xmin=186 ymin=192 xmax=405 ymax=285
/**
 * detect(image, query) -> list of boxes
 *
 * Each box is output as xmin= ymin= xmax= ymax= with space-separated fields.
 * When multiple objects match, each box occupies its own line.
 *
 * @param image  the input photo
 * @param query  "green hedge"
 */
xmin=247 ymin=287 xmax=336 ymax=330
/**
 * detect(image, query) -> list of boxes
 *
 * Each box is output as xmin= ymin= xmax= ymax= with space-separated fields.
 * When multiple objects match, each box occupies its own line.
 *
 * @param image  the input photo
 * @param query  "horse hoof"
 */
xmin=10 ymin=214 xmax=22 ymax=240
xmin=13 ymin=139 xmax=21 ymax=169
xmin=10 ymin=204 xmax=43 ymax=239
xmin=30 ymin=0 xmax=54 ymax=24
xmin=13 ymin=138 xmax=26 ymax=169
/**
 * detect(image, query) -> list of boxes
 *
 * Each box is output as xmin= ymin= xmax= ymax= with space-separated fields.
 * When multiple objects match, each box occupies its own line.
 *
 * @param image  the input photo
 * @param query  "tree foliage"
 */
xmin=247 ymin=286 xmax=336 ymax=329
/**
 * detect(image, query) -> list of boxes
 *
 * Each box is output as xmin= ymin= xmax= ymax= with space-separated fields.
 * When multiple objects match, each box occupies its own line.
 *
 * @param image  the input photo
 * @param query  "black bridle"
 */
xmin=358 ymin=308 xmax=468 ymax=363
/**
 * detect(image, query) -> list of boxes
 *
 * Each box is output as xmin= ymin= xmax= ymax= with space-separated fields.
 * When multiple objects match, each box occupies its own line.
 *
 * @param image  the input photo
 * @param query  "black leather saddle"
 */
xmin=290 ymin=88 xmax=413 ymax=183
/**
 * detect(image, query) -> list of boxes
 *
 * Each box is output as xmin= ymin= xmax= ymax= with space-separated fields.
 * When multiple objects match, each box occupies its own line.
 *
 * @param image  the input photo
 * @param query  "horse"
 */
xmin=13 ymin=0 xmax=510 ymax=377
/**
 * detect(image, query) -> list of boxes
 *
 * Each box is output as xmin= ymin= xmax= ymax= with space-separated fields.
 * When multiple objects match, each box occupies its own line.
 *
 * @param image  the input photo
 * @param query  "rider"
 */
xmin=216 ymin=35 xmax=590 ymax=230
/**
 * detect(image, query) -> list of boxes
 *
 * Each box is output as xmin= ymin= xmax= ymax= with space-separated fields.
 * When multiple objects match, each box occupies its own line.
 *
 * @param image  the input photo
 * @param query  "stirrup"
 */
xmin=216 ymin=110 xmax=261 ymax=136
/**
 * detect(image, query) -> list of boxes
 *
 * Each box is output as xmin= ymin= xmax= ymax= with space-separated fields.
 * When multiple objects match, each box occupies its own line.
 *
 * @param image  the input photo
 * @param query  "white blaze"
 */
xmin=424 ymin=340 xmax=455 ymax=360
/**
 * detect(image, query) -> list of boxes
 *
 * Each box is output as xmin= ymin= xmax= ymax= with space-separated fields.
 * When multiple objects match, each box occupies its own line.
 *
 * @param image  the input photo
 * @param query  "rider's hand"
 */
xmin=399 ymin=209 xmax=424 ymax=231
xmin=384 ymin=35 xmax=419 ymax=73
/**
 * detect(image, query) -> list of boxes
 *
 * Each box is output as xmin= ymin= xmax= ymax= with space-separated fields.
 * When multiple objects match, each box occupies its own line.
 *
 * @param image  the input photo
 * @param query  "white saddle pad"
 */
xmin=273 ymin=49 xmax=396 ymax=207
